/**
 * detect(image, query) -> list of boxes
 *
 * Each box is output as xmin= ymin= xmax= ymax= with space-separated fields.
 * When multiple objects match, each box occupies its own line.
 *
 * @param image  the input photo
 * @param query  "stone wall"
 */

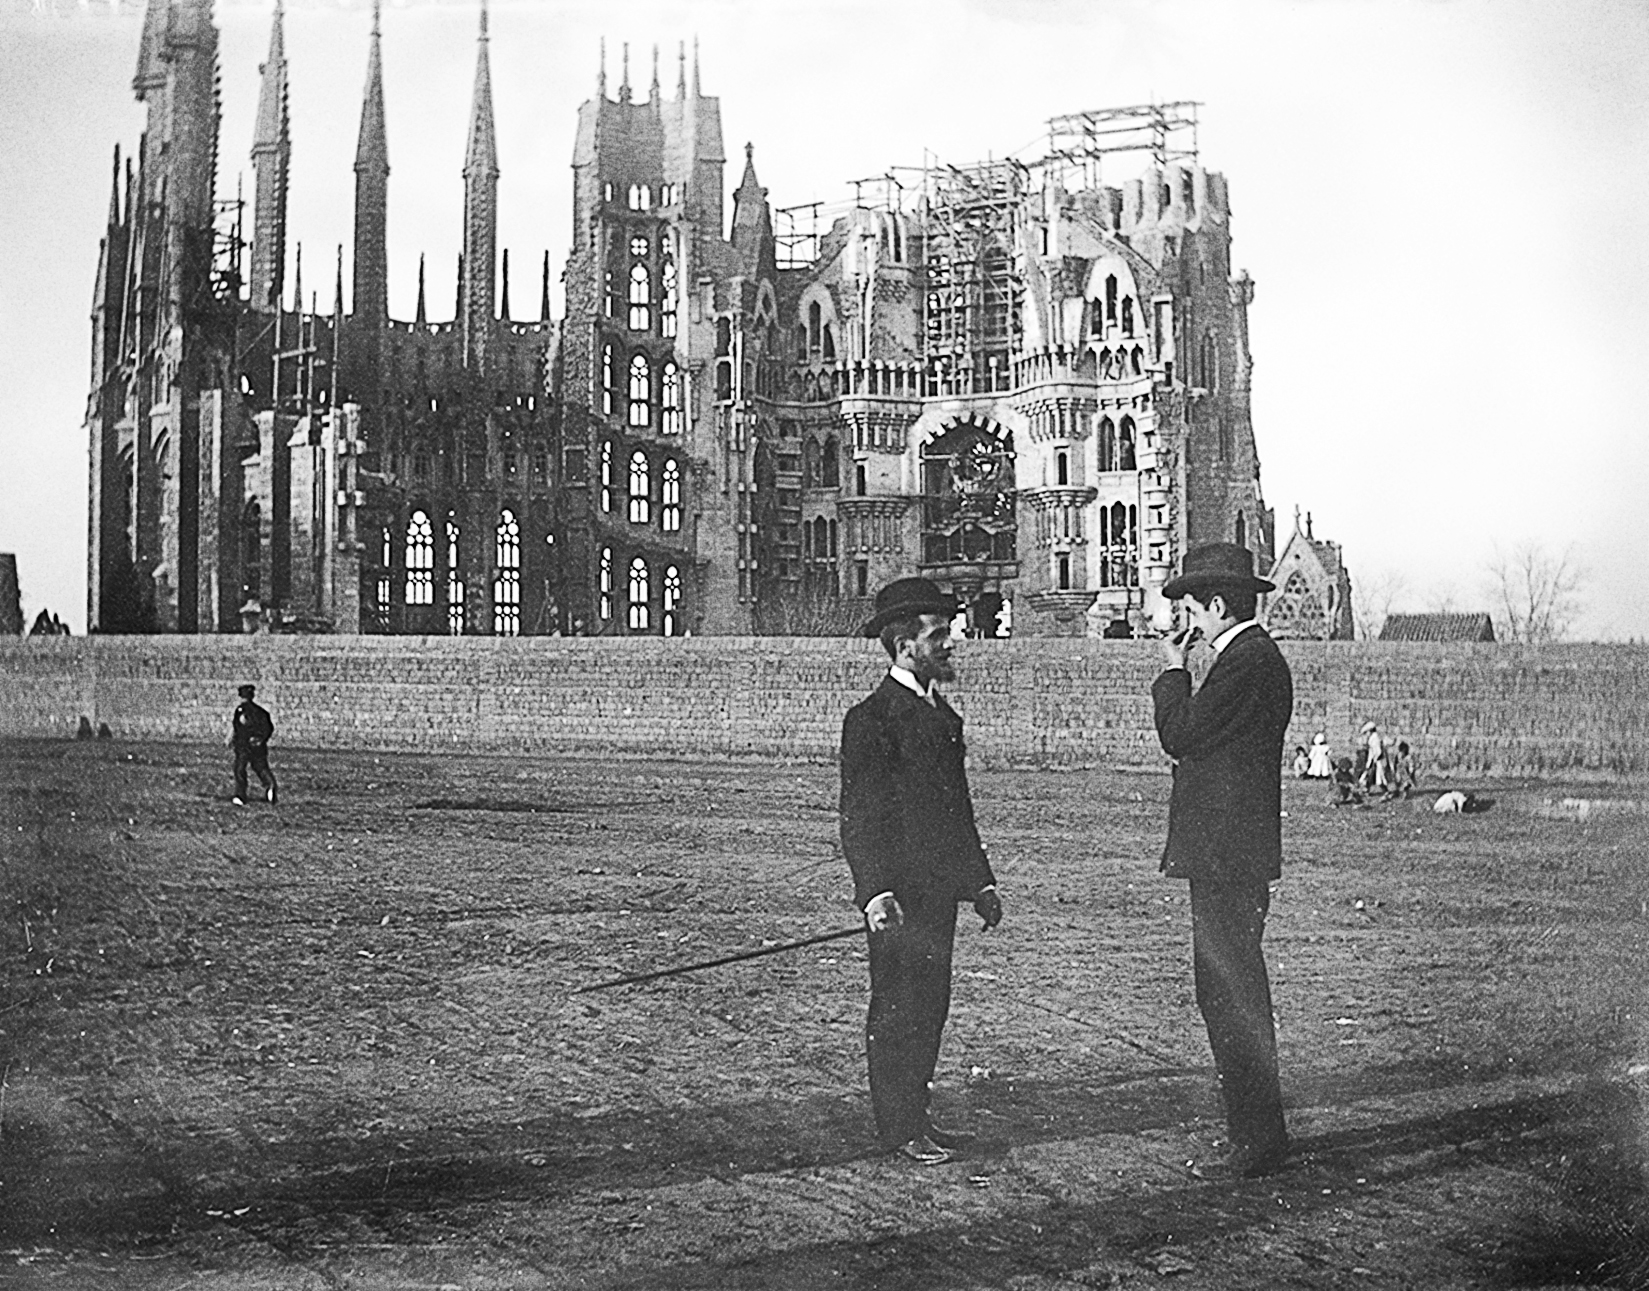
xmin=0 ymin=636 xmax=1643 ymax=778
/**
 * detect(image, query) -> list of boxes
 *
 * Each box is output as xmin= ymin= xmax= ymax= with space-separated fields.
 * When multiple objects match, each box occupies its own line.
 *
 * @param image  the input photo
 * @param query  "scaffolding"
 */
xmin=920 ymin=159 xmax=1026 ymax=396
xmin=1040 ymin=101 xmax=1201 ymax=191
xmin=773 ymin=200 xmax=823 ymax=270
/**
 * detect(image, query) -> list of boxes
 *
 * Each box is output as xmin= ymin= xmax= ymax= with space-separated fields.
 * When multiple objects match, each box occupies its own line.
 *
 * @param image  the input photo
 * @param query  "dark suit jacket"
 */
xmin=1153 ymin=624 xmax=1293 ymax=885
xmin=232 ymin=700 xmax=274 ymax=751
xmin=840 ymin=675 xmax=996 ymax=912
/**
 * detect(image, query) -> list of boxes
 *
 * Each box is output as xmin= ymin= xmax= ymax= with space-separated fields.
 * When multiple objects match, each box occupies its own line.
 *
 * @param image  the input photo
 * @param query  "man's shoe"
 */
xmin=924 ymin=1122 xmax=977 ymax=1150
xmin=896 ymin=1135 xmax=952 ymax=1166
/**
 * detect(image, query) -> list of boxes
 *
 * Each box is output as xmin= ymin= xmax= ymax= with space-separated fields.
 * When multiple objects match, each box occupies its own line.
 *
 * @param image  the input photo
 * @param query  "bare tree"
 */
xmin=1424 ymin=583 xmax=1460 ymax=615
xmin=1351 ymin=567 xmax=1409 ymax=640
xmin=1485 ymin=541 xmax=1587 ymax=643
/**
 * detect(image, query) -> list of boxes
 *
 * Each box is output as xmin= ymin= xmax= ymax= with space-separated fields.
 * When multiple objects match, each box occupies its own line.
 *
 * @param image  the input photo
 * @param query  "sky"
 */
xmin=2 ymin=0 xmax=1646 ymax=638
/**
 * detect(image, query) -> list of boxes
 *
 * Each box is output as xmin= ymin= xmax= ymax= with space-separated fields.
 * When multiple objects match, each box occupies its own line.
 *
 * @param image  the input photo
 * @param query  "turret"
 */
xmin=730 ymin=142 xmax=774 ymax=280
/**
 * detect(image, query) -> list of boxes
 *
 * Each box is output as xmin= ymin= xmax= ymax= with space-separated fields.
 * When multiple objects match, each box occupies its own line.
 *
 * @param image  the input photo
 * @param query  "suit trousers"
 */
xmin=1189 ymin=877 xmax=1286 ymax=1153
xmin=865 ymin=895 xmax=957 ymax=1147
xmin=233 ymin=746 xmax=277 ymax=801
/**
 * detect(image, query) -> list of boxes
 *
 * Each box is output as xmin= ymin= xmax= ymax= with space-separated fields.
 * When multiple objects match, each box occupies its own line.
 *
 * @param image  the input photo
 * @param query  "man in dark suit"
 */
xmin=230 ymin=683 xmax=278 ymax=806
xmin=1153 ymin=543 xmax=1293 ymax=1176
xmin=840 ymin=578 xmax=1003 ymax=1166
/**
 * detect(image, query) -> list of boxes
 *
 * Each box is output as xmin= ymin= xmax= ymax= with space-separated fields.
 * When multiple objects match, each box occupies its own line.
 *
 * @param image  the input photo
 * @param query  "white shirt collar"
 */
xmin=888 ymin=665 xmax=937 ymax=704
xmin=1210 ymin=619 xmax=1260 ymax=655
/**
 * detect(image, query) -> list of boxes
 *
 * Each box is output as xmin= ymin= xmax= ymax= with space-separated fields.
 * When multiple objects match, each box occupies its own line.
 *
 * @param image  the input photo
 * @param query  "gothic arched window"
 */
xmin=628 ymin=354 xmax=650 ymax=428
xmin=445 ymin=513 xmax=464 ymax=635
xmin=628 ymin=263 xmax=651 ymax=332
xmin=493 ymin=509 xmax=520 ymax=636
xmin=405 ymin=510 xmax=434 ymax=605
xmin=661 ymin=458 xmax=681 ymax=533
xmin=1097 ymin=417 xmax=1117 ymax=472
xmin=663 ymin=564 xmax=682 ymax=637
xmin=661 ymin=257 xmax=677 ymax=338
xmin=822 ymin=435 xmax=840 ymax=488
xmin=628 ymin=557 xmax=650 ymax=630
xmin=600 ymin=440 xmax=613 ymax=512
xmin=602 ymin=344 xmax=614 ymax=417
xmin=661 ymin=361 xmax=682 ymax=435
xmin=1119 ymin=417 xmax=1137 ymax=471
xmin=376 ymin=525 xmax=394 ymax=628
xmin=628 ymin=450 xmax=650 ymax=524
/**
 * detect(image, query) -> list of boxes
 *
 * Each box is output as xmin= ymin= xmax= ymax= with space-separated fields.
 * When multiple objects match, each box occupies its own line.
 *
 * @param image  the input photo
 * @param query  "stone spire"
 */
xmin=106 ymin=142 xmax=123 ymax=228
xmin=540 ymin=250 xmax=551 ymax=323
xmin=619 ymin=41 xmax=631 ymax=103
xmin=597 ymin=36 xmax=606 ymax=100
xmin=677 ymin=41 xmax=686 ymax=100
xmin=649 ymin=43 xmax=660 ymax=104
xmin=352 ymin=0 xmax=389 ymax=322
xmin=692 ymin=35 xmax=701 ymax=99
xmin=250 ymin=0 xmax=290 ymax=312
xmin=499 ymin=247 xmax=511 ymax=323
xmin=461 ymin=0 xmax=499 ymax=366
xmin=415 ymin=252 xmax=427 ymax=325
xmin=731 ymin=141 xmax=774 ymax=275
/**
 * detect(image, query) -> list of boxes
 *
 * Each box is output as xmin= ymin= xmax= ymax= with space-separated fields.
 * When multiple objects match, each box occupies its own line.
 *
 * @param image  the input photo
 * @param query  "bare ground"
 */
xmin=1 ymin=737 xmax=1646 ymax=1290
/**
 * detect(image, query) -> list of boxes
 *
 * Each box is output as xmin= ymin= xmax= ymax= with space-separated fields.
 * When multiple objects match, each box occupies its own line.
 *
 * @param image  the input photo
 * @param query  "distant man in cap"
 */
xmin=840 ymin=577 xmax=1003 ymax=1165
xmin=230 ymin=683 xmax=278 ymax=806
xmin=1154 ymin=543 xmax=1293 ymax=1176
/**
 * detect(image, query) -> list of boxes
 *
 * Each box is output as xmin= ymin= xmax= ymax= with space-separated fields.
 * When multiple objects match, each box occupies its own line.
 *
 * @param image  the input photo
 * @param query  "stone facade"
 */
xmin=1265 ymin=509 xmax=1354 ymax=640
xmin=85 ymin=5 xmax=1300 ymax=639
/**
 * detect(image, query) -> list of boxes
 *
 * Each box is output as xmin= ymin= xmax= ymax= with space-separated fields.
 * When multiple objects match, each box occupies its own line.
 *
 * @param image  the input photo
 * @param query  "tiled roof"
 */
xmin=1379 ymin=613 xmax=1496 ymax=643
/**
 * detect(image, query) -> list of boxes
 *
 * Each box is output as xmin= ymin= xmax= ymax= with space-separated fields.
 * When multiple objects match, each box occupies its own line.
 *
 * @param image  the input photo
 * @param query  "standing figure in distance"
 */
xmin=840 ymin=578 xmax=1003 ymax=1167
xmin=1153 ymin=543 xmax=1293 ymax=1177
xmin=1357 ymin=721 xmax=1389 ymax=795
xmin=230 ymin=683 xmax=278 ymax=806
xmin=1305 ymin=731 xmax=1333 ymax=779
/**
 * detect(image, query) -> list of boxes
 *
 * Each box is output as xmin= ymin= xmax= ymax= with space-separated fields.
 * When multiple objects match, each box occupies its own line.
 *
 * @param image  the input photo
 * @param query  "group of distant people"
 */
xmin=1292 ymin=722 xmax=1418 ymax=806
xmin=28 ymin=609 xmax=70 ymax=636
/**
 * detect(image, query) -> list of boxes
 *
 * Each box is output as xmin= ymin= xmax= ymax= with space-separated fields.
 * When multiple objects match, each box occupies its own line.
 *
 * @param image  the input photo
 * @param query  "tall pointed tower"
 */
xmin=249 ymin=0 xmax=289 ymax=312
xmin=460 ymin=1 xmax=499 ymax=368
xmin=352 ymin=0 xmax=389 ymax=325
xmin=729 ymin=141 xmax=775 ymax=280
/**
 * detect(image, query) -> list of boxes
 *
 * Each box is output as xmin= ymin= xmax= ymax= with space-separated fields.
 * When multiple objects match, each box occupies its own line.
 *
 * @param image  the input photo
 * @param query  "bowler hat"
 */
xmin=861 ymin=577 xmax=959 ymax=638
xmin=238 ymin=684 xmax=256 ymax=699
xmin=1161 ymin=542 xmax=1275 ymax=600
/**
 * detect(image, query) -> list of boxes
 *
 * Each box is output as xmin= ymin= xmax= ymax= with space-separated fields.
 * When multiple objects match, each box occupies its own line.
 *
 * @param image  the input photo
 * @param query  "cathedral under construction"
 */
xmin=86 ymin=0 xmax=1348 ymax=639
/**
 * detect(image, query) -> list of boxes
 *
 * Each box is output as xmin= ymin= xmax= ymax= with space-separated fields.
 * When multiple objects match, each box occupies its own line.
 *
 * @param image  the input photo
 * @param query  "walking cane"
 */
xmin=572 ymin=926 xmax=863 ymax=995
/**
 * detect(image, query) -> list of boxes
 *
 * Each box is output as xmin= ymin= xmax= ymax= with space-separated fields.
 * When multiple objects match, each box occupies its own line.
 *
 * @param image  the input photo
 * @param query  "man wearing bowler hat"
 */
xmin=1154 ymin=543 xmax=1293 ymax=1176
xmin=840 ymin=577 xmax=1003 ymax=1165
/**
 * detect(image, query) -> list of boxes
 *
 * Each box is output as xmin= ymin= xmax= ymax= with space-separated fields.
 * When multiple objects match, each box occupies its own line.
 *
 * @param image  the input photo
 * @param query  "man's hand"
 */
xmin=864 ymin=891 xmax=902 ymax=933
xmin=1160 ymin=627 xmax=1195 ymax=671
xmin=973 ymin=886 xmax=1003 ymax=931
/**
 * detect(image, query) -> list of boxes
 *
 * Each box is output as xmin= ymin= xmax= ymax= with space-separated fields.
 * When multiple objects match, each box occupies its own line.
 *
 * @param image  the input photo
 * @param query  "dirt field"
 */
xmin=1 ymin=736 xmax=1645 ymax=1290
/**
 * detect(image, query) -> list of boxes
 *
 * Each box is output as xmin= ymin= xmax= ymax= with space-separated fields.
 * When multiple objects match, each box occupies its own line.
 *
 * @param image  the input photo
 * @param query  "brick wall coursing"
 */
xmin=0 ymin=637 xmax=1644 ymax=778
